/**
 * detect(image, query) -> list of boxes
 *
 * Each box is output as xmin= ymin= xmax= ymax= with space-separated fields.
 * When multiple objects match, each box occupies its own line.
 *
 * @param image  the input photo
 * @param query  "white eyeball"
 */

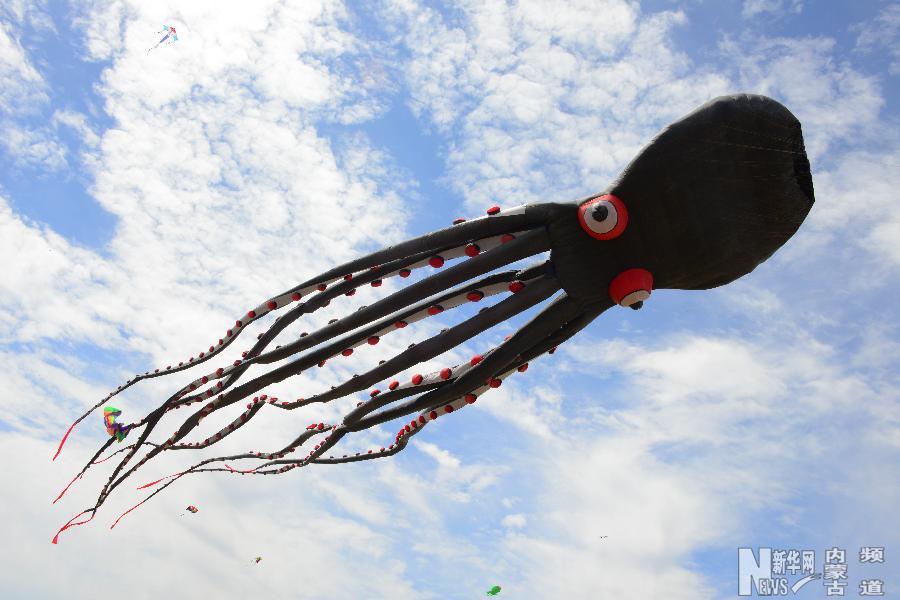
xmin=584 ymin=200 xmax=618 ymax=234
xmin=577 ymin=194 xmax=628 ymax=240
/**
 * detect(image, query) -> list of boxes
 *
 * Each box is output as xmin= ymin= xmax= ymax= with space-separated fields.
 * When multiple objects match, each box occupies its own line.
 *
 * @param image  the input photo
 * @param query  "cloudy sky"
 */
xmin=1 ymin=1 xmax=898 ymax=598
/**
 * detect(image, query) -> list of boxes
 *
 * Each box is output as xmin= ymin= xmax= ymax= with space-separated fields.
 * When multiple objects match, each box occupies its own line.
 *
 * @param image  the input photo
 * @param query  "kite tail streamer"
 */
xmin=136 ymin=471 xmax=184 ymax=490
xmin=52 ymin=510 xmax=95 ymax=544
xmin=52 ymin=421 xmax=79 ymax=461
xmin=110 ymin=499 xmax=149 ymax=530
xmin=52 ymin=473 xmax=83 ymax=504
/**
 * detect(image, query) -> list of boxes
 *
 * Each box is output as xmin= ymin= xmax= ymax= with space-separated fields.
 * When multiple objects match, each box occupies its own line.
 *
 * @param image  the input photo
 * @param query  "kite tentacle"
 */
xmin=249 ymin=228 xmax=549 ymax=367
xmin=252 ymin=337 xmax=545 ymax=470
xmin=345 ymin=294 xmax=602 ymax=431
xmin=168 ymin=398 xmax=267 ymax=450
xmin=55 ymin=218 xmax=548 ymax=466
xmin=51 ymin=509 xmax=95 ymax=544
xmin=110 ymin=426 xmax=340 ymax=532
xmin=277 ymin=263 xmax=556 ymax=408
xmin=91 ymin=269 xmax=559 ymax=504
xmin=124 ymin=229 xmax=539 ymax=424
xmin=53 ymin=243 xmax=410 ymax=459
xmin=59 ymin=204 xmax=565 ymax=528
xmin=51 ymin=438 xmax=161 ymax=504
xmin=51 ymin=436 xmax=116 ymax=504
xmin=96 ymin=233 xmax=552 ymax=489
xmin=310 ymin=302 xmax=606 ymax=464
xmin=252 ymin=349 xmax=521 ymax=470
xmin=76 ymin=290 xmax=590 ymax=525
xmin=98 ymin=269 xmax=551 ymax=502
xmin=117 ymin=265 xmax=556 ymax=475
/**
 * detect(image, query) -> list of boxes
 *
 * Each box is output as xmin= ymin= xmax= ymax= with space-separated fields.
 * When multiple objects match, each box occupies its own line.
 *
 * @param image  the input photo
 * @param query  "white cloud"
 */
xmin=742 ymin=0 xmax=803 ymax=19
xmin=386 ymin=0 xmax=731 ymax=209
xmin=417 ymin=440 xmax=505 ymax=501
xmin=501 ymin=513 xmax=526 ymax=528
xmin=481 ymin=323 xmax=900 ymax=597
xmin=721 ymin=34 xmax=883 ymax=163
xmin=853 ymin=4 xmax=900 ymax=75
xmin=797 ymin=148 xmax=900 ymax=268
xmin=53 ymin=110 xmax=101 ymax=148
xmin=0 ymin=16 xmax=69 ymax=169
xmin=0 ymin=0 xmax=54 ymax=31
xmin=0 ymin=21 xmax=46 ymax=114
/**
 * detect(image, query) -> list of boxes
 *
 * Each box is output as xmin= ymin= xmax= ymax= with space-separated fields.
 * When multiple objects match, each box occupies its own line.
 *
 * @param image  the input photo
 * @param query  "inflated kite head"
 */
xmin=548 ymin=94 xmax=815 ymax=308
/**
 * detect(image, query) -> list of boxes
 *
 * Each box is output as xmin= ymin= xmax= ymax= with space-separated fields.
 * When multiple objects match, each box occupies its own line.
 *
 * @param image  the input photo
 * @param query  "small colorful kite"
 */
xmin=253 ymin=556 xmax=262 ymax=564
xmin=102 ymin=407 xmax=129 ymax=442
xmin=185 ymin=505 xmax=199 ymax=513
xmin=148 ymin=25 xmax=178 ymax=53
xmin=486 ymin=585 xmax=502 ymax=596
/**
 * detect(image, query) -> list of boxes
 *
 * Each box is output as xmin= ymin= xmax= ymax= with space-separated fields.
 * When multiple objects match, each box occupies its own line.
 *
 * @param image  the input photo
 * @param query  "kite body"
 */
xmin=487 ymin=585 xmax=502 ymax=595
xmin=102 ymin=407 xmax=129 ymax=442
xmin=185 ymin=505 xmax=199 ymax=513
xmin=148 ymin=25 xmax=178 ymax=53
xmin=52 ymin=94 xmax=815 ymax=540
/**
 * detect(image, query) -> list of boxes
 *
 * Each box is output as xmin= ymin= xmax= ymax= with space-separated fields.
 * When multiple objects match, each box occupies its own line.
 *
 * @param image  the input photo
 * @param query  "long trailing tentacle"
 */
xmin=236 ymin=226 xmax=551 ymax=368
xmin=122 ymin=227 xmax=545 ymax=427
xmin=283 ymin=297 xmax=609 ymax=466
xmin=59 ymin=225 xmax=554 ymax=520
xmin=53 ymin=205 xmax=600 ymax=541
xmin=53 ymin=204 xmax=555 ymax=460
xmin=228 ymin=300 xmax=607 ymax=470
xmin=345 ymin=294 xmax=585 ymax=430
xmin=212 ymin=299 xmax=604 ymax=471
xmin=95 ymin=262 xmax=560 ymax=505
xmin=74 ymin=300 xmax=608 ymax=534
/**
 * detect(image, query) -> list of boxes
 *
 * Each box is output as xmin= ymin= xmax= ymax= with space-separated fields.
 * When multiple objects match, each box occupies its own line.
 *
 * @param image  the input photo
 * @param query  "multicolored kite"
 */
xmin=185 ymin=505 xmax=199 ymax=513
xmin=102 ymin=407 xmax=129 ymax=442
xmin=253 ymin=556 xmax=262 ymax=564
xmin=148 ymin=25 xmax=178 ymax=53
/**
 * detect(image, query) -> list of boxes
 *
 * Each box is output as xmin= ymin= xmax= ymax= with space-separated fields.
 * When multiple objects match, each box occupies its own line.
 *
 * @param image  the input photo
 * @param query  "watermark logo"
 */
xmin=738 ymin=546 xmax=886 ymax=596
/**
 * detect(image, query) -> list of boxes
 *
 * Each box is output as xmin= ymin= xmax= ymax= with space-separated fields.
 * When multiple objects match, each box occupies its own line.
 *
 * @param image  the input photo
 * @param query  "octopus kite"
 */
xmin=51 ymin=94 xmax=814 ymax=542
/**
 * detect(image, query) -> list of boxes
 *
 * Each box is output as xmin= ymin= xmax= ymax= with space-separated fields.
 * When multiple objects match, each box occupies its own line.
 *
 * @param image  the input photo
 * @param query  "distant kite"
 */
xmin=185 ymin=505 xmax=199 ymax=514
xmin=51 ymin=95 xmax=814 ymax=543
xmin=102 ymin=407 xmax=129 ymax=442
xmin=486 ymin=585 xmax=502 ymax=596
xmin=253 ymin=556 xmax=262 ymax=564
xmin=148 ymin=25 xmax=178 ymax=53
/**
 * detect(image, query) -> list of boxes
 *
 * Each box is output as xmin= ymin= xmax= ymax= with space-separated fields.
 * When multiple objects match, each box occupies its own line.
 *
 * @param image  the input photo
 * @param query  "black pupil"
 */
xmin=591 ymin=203 xmax=609 ymax=222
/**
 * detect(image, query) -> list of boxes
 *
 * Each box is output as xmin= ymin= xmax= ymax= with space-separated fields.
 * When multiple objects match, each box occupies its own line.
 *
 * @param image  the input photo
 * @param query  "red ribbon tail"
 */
xmin=137 ymin=471 xmax=183 ymax=489
xmin=52 ymin=473 xmax=83 ymax=504
xmin=93 ymin=452 xmax=118 ymax=464
xmin=110 ymin=500 xmax=146 ymax=530
xmin=52 ymin=421 xmax=79 ymax=461
xmin=52 ymin=510 xmax=95 ymax=544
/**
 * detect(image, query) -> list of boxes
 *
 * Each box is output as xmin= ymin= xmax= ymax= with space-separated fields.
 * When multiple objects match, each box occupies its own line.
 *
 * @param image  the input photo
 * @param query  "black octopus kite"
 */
xmin=52 ymin=94 xmax=814 ymax=541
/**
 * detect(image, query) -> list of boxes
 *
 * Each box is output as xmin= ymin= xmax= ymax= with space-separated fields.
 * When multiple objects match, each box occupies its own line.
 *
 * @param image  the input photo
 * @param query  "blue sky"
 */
xmin=1 ymin=1 xmax=898 ymax=599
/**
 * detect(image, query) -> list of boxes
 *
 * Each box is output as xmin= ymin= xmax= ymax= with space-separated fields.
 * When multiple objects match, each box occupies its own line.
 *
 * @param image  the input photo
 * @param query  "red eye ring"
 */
xmin=578 ymin=194 xmax=628 ymax=240
xmin=609 ymin=268 xmax=653 ymax=307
